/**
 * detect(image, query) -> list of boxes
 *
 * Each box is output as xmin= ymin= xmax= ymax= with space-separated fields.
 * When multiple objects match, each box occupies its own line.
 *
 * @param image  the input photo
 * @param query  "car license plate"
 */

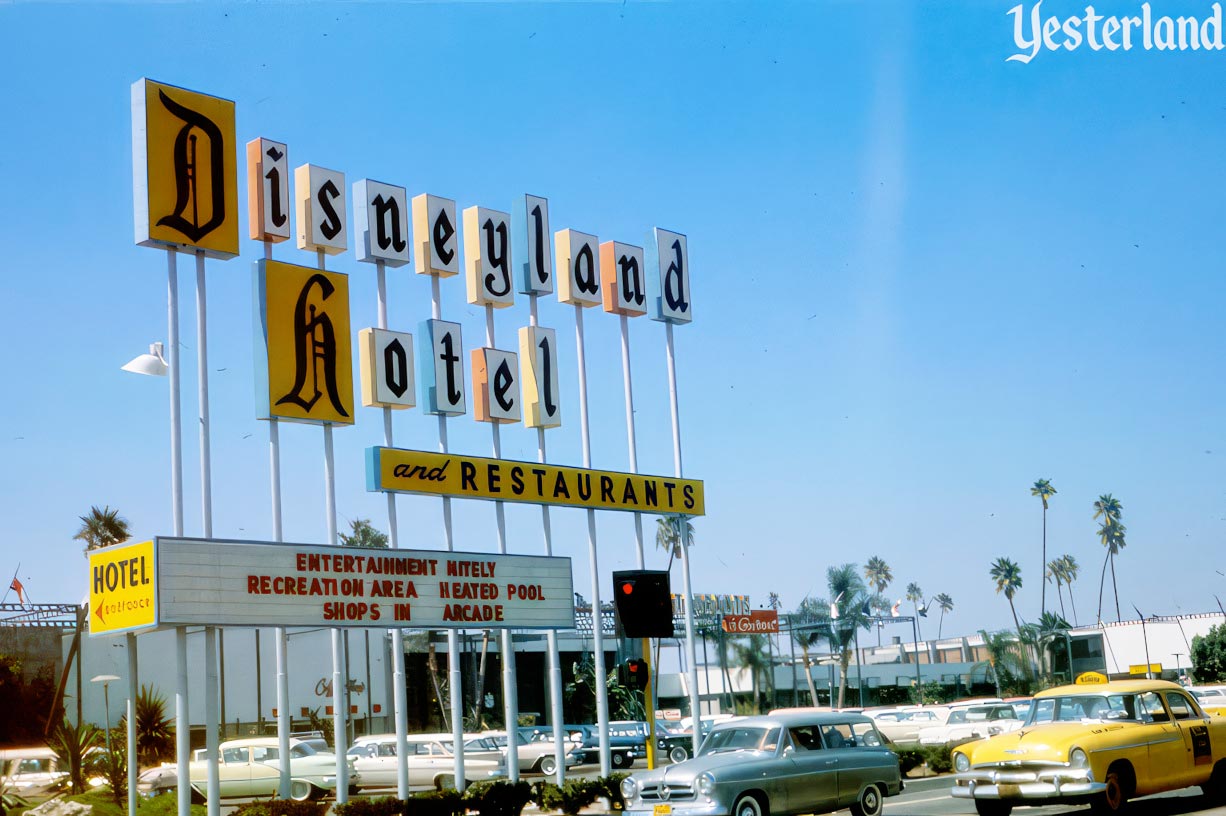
xmin=997 ymin=783 xmax=1021 ymax=797
xmin=654 ymin=805 xmax=672 ymax=816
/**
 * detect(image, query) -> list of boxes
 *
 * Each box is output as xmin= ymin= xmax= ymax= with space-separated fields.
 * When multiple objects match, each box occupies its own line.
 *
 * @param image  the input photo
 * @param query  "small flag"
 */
xmin=890 ymin=600 xmax=901 ymax=617
xmin=10 ymin=577 xmax=27 ymax=605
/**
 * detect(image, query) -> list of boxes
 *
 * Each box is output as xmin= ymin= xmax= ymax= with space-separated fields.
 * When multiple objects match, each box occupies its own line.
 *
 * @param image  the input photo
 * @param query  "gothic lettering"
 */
xmin=482 ymin=218 xmax=511 ymax=296
xmin=373 ymin=194 xmax=406 ymax=253
xmin=317 ymin=180 xmax=343 ymax=241
xmin=275 ymin=273 xmax=349 ymax=417
xmin=383 ymin=338 xmax=408 ymax=398
xmin=575 ymin=243 xmax=598 ymax=295
xmin=265 ymin=146 xmax=287 ymax=228
xmin=665 ymin=239 xmax=689 ymax=312
xmin=530 ymin=204 xmax=547 ymax=284
xmin=155 ymin=90 xmax=227 ymax=242
xmin=433 ymin=208 xmax=455 ymax=265
xmin=619 ymin=253 xmax=644 ymax=306
xmin=439 ymin=330 xmax=462 ymax=406
xmin=493 ymin=358 xmax=514 ymax=412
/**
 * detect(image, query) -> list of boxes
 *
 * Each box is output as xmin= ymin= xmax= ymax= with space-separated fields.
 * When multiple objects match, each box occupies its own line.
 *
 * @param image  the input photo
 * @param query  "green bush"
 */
xmin=894 ymin=747 xmax=924 ymax=775
xmin=919 ymin=744 xmax=953 ymax=774
xmin=463 ymin=780 xmax=532 ymax=816
xmin=531 ymin=779 xmax=600 ymax=815
xmin=334 ymin=797 xmax=404 ymax=816
xmin=412 ymin=789 xmax=464 ymax=816
xmin=230 ymin=800 xmax=329 ymax=816
xmin=596 ymin=774 xmax=629 ymax=811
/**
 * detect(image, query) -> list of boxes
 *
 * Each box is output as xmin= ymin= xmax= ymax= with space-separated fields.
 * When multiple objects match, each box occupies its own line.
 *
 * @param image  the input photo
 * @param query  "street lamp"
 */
xmin=121 ymin=342 xmax=169 ymax=377
xmin=91 ymin=674 xmax=121 ymax=753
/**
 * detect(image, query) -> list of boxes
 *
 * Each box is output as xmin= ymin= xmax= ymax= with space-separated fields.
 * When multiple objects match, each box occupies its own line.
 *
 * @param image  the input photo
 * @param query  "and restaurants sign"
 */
xmin=90 ymin=537 xmax=574 ymax=634
xmin=721 ymin=611 xmax=779 ymax=634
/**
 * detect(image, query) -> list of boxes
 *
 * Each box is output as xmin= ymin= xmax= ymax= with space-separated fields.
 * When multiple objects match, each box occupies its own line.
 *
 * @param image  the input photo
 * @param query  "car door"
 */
xmin=248 ymin=745 xmax=281 ymax=795
xmin=220 ymin=746 xmax=253 ymax=796
xmin=783 ymin=725 xmax=839 ymax=814
xmin=823 ymin=722 xmax=873 ymax=806
xmin=1137 ymin=691 xmax=1184 ymax=790
xmin=1165 ymin=691 xmax=1214 ymax=786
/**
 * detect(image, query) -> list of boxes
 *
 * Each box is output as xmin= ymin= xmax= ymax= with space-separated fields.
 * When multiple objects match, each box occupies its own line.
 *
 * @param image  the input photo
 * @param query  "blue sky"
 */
xmin=1 ymin=1 xmax=1224 ymax=640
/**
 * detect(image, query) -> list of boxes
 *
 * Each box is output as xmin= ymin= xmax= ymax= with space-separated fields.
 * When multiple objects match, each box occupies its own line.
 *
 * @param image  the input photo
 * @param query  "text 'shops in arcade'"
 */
xmin=613 ymin=569 xmax=673 ymax=638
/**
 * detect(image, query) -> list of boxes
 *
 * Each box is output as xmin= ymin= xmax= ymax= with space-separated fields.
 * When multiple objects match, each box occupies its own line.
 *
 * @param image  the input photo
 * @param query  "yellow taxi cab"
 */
xmin=950 ymin=679 xmax=1226 ymax=816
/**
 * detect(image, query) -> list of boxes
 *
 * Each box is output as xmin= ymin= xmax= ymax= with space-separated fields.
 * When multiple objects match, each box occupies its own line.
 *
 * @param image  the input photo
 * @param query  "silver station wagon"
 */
xmin=622 ymin=712 xmax=902 ymax=816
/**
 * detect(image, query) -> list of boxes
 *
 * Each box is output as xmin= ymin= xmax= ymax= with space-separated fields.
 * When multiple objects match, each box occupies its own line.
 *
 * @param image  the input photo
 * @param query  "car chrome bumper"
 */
xmin=952 ymin=769 xmax=1105 ymax=800
xmin=626 ymin=802 xmax=724 ymax=816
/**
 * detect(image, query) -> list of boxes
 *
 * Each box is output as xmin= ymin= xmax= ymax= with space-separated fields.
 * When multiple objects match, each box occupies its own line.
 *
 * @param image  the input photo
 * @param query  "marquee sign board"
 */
xmin=148 ymin=537 xmax=575 ymax=630
xmin=296 ymin=164 xmax=347 ymax=256
xmin=246 ymin=138 xmax=291 ymax=243
xmin=412 ymin=194 xmax=459 ymax=278
xmin=354 ymin=179 xmax=410 ymax=267
xmin=88 ymin=540 xmax=158 ymax=637
xmin=132 ymin=78 xmax=239 ymax=258
xmin=513 ymin=194 xmax=553 ymax=296
xmin=646 ymin=227 xmax=692 ymax=324
xmin=253 ymin=258 xmax=355 ymax=425
xmin=367 ymin=447 xmax=705 ymax=515
xmin=359 ymin=328 xmax=415 ymax=409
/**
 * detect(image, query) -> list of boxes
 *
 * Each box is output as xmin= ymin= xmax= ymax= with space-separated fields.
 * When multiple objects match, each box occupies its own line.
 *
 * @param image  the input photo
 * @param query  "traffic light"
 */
xmin=612 ymin=570 xmax=673 ymax=638
xmin=624 ymin=658 xmax=649 ymax=691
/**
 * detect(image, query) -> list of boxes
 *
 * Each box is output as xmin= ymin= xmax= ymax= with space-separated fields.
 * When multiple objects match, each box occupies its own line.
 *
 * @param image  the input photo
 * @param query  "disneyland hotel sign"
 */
xmin=1008 ymin=1 xmax=1226 ymax=62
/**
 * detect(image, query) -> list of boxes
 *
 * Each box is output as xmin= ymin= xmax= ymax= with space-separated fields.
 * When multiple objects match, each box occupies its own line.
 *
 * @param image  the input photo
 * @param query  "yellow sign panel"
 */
xmin=255 ymin=259 xmax=355 ymax=425
xmin=1075 ymin=671 xmax=1109 ymax=685
xmin=88 ymin=540 xmax=158 ymax=636
xmin=132 ymin=78 xmax=239 ymax=258
xmin=1129 ymin=663 xmax=1163 ymax=675
xmin=367 ymin=447 xmax=705 ymax=515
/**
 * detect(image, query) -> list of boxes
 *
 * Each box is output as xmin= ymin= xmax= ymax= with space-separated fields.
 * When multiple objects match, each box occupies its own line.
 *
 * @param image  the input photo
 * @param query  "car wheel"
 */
xmin=1091 ymin=768 xmax=1128 ymax=814
xmin=669 ymin=746 xmax=690 ymax=764
xmin=973 ymin=801 xmax=1012 ymax=816
xmin=611 ymin=752 xmax=628 ymax=769
xmin=1202 ymin=761 xmax=1226 ymax=805
xmin=189 ymin=788 xmax=207 ymax=806
xmin=348 ymin=784 xmax=361 ymax=797
xmin=733 ymin=793 xmax=767 ymax=816
xmin=289 ymin=780 xmax=313 ymax=802
xmin=850 ymin=785 xmax=883 ymax=816
xmin=539 ymin=755 xmax=558 ymax=776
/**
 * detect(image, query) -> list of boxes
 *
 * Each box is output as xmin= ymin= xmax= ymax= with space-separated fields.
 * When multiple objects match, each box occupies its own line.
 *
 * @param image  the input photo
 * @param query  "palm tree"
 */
xmin=732 ymin=635 xmax=771 ymax=713
xmin=906 ymin=582 xmax=925 ymax=641
xmin=789 ymin=597 xmax=827 ymax=705
xmin=1032 ymin=611 xmax=1072 ymax=682
xmin=973 ymin=630 xmax=1030 ymax=697
xmin=655 ymin=516 xmax=696 ymax=572
xmin=1046 ymin=558 xmax=1066 ymax=620
xmin=1092 ymin=494 xmax=1124 ymax=622
xmin=1060 ymin=554 xmax=1081 ymax=626
xmin=989 ymin=557 xmax=1030 ymax=677
xmin=1031 ymin=479 xmax=1057 ymax=618
xmin=827 ymin=564 xmax=870 ymax=708
xmin=118 ymin=684 xmax=174 ymax=765
xmin=73 ymin=506 xmax=131 ymax=552
xmin=863 ymin=557 xmax=893 ymax=646
xmin=933 ymin=593 xmax=954 ymax=639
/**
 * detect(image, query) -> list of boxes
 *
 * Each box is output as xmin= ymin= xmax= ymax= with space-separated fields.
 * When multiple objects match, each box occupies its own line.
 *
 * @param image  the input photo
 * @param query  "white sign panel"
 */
xmin=464 ymin=206 xmax=514 ymax=307
xmin=514 ymin=194 xmax=553 ymax=296
xmin=354 ymin=179 xmax=410 ymax=267
xmin=647 ymin=227 xmax=692 ymax=324
xmin=412 ymin=194 xmax=459 ymax=277
xmin=359 ymin=327 xmax=415 ymax=409
xmin=155 ymin=537 xmax=575 ymax=629
xmin=296 ymin=164 xmax=347 ymax=255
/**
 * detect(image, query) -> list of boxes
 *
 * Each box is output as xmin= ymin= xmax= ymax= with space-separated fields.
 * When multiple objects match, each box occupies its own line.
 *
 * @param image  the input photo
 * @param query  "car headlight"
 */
xmin=620 ymin=777 xmax=638 ymax=800
xmin=1069 ymin=748 xmax=1088 ymax=768
xmin=953 ymin=752 xmax=970 ymax=773
xmin=696 ymin=772 xmax=716 ymax=796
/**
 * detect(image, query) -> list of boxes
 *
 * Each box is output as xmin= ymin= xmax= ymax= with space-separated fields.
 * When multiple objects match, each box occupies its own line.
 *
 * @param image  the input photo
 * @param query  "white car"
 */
xmin=348 ymin=733 xmax=504 ymax=790
xmin=477 ymin=731 xmax=582 ymax=775
xmin=916 ymin=703 xmax=1022 ymax=748
xmin=185 ymin=736 xmax=353 ymax=801
xmin=0 ymin=748 xmax=66 ymax=792
xmin=865 ymin=707 xmax=950 ymax=747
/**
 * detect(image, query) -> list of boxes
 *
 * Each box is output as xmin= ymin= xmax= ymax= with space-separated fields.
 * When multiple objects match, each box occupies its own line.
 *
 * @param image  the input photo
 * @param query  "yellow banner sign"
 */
xmin=132 ymin=78 xmax=239 ymax=258
xmin=1129 ymin=663 xmax=1163 ymax=675
xmin=367 ymin=447 xmax=704 ymax=515
xmin=255 ymin=259 xmax=354 ymax=425
xmin=88 ymin=540 xmax=158 ymax=636
xmin=1075 ymin=671 xmax=1109 ymax=685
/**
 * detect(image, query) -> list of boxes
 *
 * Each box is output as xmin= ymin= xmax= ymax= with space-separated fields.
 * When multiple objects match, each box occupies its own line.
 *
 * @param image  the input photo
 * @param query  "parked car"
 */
xmin=622 ymin=712 xmax=902 ymax=816
xmin=865 ymin=707 xmax=950 ymax=747
xmin=183 ymin=736 xmax=354 ymax=801
xmin=0 ymin=748 xmax=66 ymax=792
xmin=348 ymin=733 xmax=504 ymax=790
xmin=951 ymin=679 xmax=1226 ymax=816
xmin=565 ymin=724 xmax=638 ymax=768
xmin=917 ymin=704 xmax=1022 ymax=748
xmin=477 ymin=730 xmax=581 ymax=775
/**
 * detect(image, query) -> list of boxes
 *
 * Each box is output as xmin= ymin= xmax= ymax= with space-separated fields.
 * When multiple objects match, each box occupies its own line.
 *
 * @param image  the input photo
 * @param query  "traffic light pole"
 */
xmin=642 ymin=637 xmax=657 ymax=769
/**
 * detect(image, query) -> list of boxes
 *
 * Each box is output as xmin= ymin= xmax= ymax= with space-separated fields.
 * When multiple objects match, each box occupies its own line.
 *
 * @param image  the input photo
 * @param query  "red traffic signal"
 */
xmin=624 ymin=658 xmax=649 ymax=691
xmin=612 ymin=570 xmax=673 ymax=638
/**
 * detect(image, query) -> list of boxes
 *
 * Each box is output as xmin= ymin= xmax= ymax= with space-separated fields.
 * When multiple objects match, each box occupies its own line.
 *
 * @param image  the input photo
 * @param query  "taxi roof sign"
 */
xmin=1075 ymin=671 xmax=1109 ymax=685
xmin=88 ymin=540 xmax=158 ymax=636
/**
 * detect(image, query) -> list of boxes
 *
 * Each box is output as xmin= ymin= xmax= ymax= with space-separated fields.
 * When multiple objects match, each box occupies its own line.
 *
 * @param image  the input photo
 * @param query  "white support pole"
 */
xmin=195 ymin=251 xmax=213 ymax=538
xmin=432 ymin=274 xmax=466 ymax=790
xmin=264 ymin=239 xmax=291 ymax=799
xmin=175 ymin=628 xmax=190 ymax=816
xmin=376 ymin=261 xmax=411 ymax=800
xmin=205 ymin=628 xmax=220 ymax=816
xmin=574 ymin=304 xmax=611 ymax=777
xmin=167 ymin=248 xmax=183 ymax=538
xmin=619 ymin=314 xmax=645 ymax=570
xmin=530 ymin=296 xmax=566 ymax=785
xmin=126 ymin=633 xmax=137 ymax=816
xmin=665 ymin=323 xmax=702 ymax=754
xmin=316 ymin=248 xmax=349 ymax=803
xmin=485 ymin=306 xmax=521 ymax=782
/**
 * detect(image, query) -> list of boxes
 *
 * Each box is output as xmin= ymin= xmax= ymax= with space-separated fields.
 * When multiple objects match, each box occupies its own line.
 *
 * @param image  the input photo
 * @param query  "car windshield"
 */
xmin=699 ymin=726 xmax=779 ymax=755
xmin=290 ymin=743 xmax=318 ymax=757
xmin=1026 ymin=694 xmax=1136 ymax=724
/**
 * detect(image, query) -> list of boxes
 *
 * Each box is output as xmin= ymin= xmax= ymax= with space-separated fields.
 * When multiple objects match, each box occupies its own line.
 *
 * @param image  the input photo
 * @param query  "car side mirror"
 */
xmin=782 ymin=745 xmax=794 ymax=757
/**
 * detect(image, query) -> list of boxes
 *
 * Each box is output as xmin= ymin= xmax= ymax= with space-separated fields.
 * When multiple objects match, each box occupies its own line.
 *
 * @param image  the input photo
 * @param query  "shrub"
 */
xmin=596 ymin=774 xmax=629 ymax=811
xmin=334 ymin=797 xmax=404 ymax=816
xmin=230 ymin=800 xmax=329 ymax=816
xmin=531 ymin=779 xmax=600 ymax=815
xmin=919 ymin=744 xmax=953 ymax=774
xmin=412 ymin=789 xmax=464 ymax=816
xmin=463 ymin=780 xmax=533 ymax=816
xmin=894 ymin=747 xmax=924 ymax=775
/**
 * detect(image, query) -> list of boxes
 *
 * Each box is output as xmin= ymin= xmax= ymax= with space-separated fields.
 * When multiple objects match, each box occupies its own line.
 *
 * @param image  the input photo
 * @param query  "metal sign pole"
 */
xmin=167 ymin=246 xmax=189 ymax=816
xmin=375 ymin=260 xmax=412 ymax=800
xmin=485 ymin=304 xmax=521 ymax=781
xmin=574 ymin=304 xmax=611 ymax=776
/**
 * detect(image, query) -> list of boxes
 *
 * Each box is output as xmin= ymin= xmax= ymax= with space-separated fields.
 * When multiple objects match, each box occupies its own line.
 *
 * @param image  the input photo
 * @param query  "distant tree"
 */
xmin=933 ymin=593 xmax=955 ymax=639
xmin=974 ymin=630 xmax=1032 ymax=697
xmin=989 ymin=557 xmax=1030 ymax=678
xmin=1093 ymin=495 xmax=1125 ymax=622
xmin=732 ymin=635 xmax=771 ymax=713
xmin=1046 ymin=558 xmax=1066 ymax=620
xmin=1192 ymin=623 xmax=1226 ymax=683
xmin=863 ymin=557 xmax=893 ymax=596
xmin=789 ymin=597 xmax=827 ymax=705
xmin=339 ymin=518 xmax=388 ymax=549
xmin=73 ymin=506 xmax=131 ymax=552
xmin=906 ymin=582 xmax=925 ymax=641
xmin=827 ymin=564 xmax=871 ymax=708
xmin=1030 ymin=479 xmax=1057 ymax=618
xmin=1060 ymin=554 xmax=1081 ymax=626
xmin=655 ymin=516 xmax=696 ymax=572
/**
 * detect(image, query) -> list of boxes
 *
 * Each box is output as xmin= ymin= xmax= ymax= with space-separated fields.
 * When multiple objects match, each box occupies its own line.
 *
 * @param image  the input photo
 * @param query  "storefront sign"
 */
xmin=674 ymin=593 xmax=750 ymax=617
xmin=88 ymin=540 xmax=158 ymax=636
xmin=1129 ymin=663 xmax=1162 ymax=676
xmin=366 ymin=447 xmax=705 ymax=515
xmin=721 ymin=611 xmax=779 ymax=634
xmin=153 ymin=537 xmax=574 ymax=629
